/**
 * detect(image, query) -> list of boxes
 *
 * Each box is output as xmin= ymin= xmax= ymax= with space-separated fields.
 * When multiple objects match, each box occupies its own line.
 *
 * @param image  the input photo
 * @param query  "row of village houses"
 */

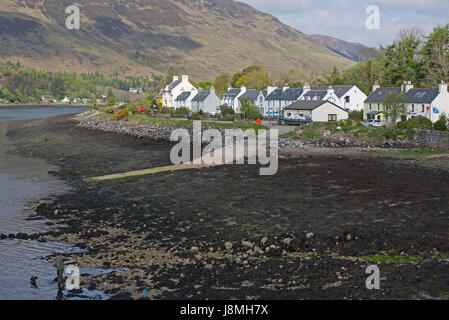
xmin=158 ymin=75 xmax=449 ymax=123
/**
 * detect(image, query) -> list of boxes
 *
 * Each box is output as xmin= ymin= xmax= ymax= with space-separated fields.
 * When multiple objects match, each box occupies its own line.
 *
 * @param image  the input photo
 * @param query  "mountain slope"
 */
xmin=0 ymin=0 xmax=354 ymax=79
xmin=310 ymin=34 xmax=374 ymax=62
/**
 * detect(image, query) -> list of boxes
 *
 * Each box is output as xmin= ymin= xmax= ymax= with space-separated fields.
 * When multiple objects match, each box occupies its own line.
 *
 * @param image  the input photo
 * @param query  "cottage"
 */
xmin=175 ymin=90 xmax=198 ymax=110
xmin=221 ymin=87 xmax=246 ymax=111
xmin=265 ymin=86 xmax=304 ymax=116
xmin=161 ymin=75 xmax=196 ymax=108
xmin=283 ymin=100 xmax=348 ymax=123
xmin=237 ymin=89 xmax=265 ymax=114
xmin=300 ymin=85 xmax=340 ymax=106
xmin=191 ymin=88 xmax=221 ymax=115
xmin=405 ymin=82 xmax=449 ymax=123
xmin=363 ymin=81 xmax=449 ymax=124
xmin=332 ymin=85 xmax=367 ymax=111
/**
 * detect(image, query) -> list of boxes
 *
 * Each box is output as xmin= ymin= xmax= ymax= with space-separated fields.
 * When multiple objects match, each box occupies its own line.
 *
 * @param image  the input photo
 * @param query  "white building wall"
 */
xmin=311 ymin=103 xmax=349 ymax=122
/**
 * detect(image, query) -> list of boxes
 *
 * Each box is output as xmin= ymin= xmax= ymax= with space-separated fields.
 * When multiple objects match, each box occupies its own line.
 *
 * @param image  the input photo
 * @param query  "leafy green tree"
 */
xmin=434 ymin=113 xmax=448 ymax=131
xmin=240 ymin=98 xmax=262 ymax=120
xmin=382 ymin=28 xmax=425 ymax=86
xmin=213 ymin=74 xmax=231 ymax=98
xmin=421 ymin=24 xmax=449 ymax=86
xmin=383 ymin=92 xmax=408 ymax=125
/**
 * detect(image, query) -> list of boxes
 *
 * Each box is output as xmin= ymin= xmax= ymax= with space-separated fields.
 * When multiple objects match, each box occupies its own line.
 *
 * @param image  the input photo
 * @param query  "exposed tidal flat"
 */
xmin=4 ymin=114 xmax=449 ymax=300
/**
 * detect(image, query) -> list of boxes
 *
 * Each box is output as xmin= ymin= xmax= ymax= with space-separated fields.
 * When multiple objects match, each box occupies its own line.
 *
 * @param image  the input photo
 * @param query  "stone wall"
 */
xmin=415 ymin=130 xmax=449 ymax=147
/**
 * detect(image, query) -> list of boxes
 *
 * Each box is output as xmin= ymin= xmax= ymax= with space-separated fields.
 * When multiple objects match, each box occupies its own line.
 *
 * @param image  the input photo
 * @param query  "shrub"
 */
xmin=190 ymin=110 xmax=207 ymax=120
xmin=159 ymin=106 xmax=175 ymax=115
xmin=382 ymin=129 xmax=400 ymax=140
xmin=114 ymin=109 xmax=129 ymax=121
xmin=396 ymin=121 xmax=407 ymax=129
xmin=434 ymin=119 xmax=447 ymax=131
xmin=174 ymin=107 xmax=190 ymax=116
xmin=348 ymin=110 xmax=363 ymax=121
xmin=221 ymin=106 xmax=235 ymax=117
xmin=90 ymin=103 xmax=100 ymax=111
xmin=99 ymin=107 xmax=115 ymax=114
xmin=406 ymin=117 xmax=432 ymax=130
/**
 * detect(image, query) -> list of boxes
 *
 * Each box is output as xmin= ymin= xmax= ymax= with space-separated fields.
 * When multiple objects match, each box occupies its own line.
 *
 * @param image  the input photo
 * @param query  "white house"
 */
xmin=300 ymin=85 xmax=340 ymax=106
xmin=283 ymin=100 xmax=349 ymax=123
xmin=264 ymin=86 xmax=304 ymax=116
xmin=364 ymin=81 xmax=449 ymax=124
xmin=332 ymin=85 xmax=367 ymax=111
xmin=62 ymin=97 xmax=71 ymax=103
xmin=221 ymin=87 xmax=246 ymax=111
xmin=405 ymin=81 xmax=449 ymax=122
xmin=191 ymin=88 xmax=221 ymax=115
xmin=161 ymin=75 xmax=196 ymax=108
xmin=174 ymin=90 xmax=198 ymax=110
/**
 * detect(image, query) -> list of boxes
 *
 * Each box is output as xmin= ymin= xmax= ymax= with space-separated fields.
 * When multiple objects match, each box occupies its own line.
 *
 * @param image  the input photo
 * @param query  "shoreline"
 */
xmin=0 ymin=104 xmax=90 ymax=109
xmin=5 ymin=114 xmax=449 ymax=300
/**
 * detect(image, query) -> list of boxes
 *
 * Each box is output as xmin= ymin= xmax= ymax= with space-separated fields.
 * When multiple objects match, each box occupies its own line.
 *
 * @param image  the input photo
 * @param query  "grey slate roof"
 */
xmin=303 ymin=89 xmax=328 ymax=100
xmin=192 ymin=91 xmax=210 ymax=102
xmin=266 ymin=88 xmax=284 ymax=101
xmin=365 ymin=88 xmax=401 ymax=103
xmin=175 ymin=91 xmax=192 ymax=102
xmin=238 ymin=89 xmax=260 ymax=101
xmin=405 ymin=88 xmax=439 ymax=104
xmin=332 ymin=85 xmax=353 ymax=98
xmin=282 ymin=88 xmax=304 ymax=101
xmin=167 ymin=79 xmax=182 ymax=91
xmin=284 ymin=100 xmax=347 ymax=112
xmin=222 ymin=88 xmax=241 ymax=98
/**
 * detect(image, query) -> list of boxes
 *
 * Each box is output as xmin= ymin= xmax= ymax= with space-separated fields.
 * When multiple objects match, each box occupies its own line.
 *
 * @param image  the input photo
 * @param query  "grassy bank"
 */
xmin=363 ymin=149 xmax=449 ymax=160
xmin=280 ymin=120 xmax=417 ymax=142
xmin=98 ymin=113 xmax=268 ymax=131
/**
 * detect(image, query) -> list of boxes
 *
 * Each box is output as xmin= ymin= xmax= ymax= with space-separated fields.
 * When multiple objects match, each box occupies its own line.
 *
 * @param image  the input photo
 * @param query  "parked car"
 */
xmin=363 ymin=119 xmax=383 ymax=127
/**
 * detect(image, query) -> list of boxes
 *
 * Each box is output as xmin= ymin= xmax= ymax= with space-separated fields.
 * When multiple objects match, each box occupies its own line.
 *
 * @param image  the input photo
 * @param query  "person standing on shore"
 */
xmin=54 ymin=254 xmax=67 ymax=288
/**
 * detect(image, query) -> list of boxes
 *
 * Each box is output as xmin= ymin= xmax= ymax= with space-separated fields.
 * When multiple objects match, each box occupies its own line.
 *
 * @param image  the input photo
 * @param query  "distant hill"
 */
xmin=0 ymin=0 xmax=354 ymax=80
xmin=310 ymin=34 xmax=376 ymax=62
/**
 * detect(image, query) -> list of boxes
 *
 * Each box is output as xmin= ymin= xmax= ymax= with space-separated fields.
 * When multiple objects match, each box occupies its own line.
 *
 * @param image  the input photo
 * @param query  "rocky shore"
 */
xmin=5 ymin=115 xmax=449 ymax=300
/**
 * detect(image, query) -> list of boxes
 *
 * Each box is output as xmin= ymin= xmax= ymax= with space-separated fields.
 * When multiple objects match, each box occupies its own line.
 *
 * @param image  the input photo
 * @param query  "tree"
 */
xmin=213 ymin=74 xmax=230 ymax=98
xmin=422 ymin=24 xmax=449 ymax=86
xmin=240 ymin=98 xmax=262 ymax=120
xmin=383 ymin=92 xmax=408 ymax=125
xmin=382 ymin=28 xmax=425 ymax=86
xmin=434 ymin=113 xmax=448 ymax=131
xmin=327 ymin=66 xmax=344 ymax=85
xmin=231 ymin=66 xmax=272 ymax=90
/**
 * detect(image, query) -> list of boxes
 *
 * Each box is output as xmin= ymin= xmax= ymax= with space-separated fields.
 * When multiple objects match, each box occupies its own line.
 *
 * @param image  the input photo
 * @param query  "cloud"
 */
xmin=239 ymin=0 xmax=449 ymax=47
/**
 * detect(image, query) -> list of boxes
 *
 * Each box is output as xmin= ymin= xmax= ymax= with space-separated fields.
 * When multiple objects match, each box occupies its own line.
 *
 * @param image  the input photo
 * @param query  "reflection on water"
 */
xmin=0 ymin=106 xmax=105 ymax=300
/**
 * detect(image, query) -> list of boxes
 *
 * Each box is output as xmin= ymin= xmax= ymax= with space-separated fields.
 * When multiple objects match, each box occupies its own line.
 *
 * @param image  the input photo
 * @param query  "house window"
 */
xmin=345 ymin=96 xmax=350 ymax=103
xmin=377 ymin=104 xmax=380 ymax=111
xmin=287 ymin=113 xmax=291 ymax=117
xmin=422 ymin=105 xmax=425 ymax=112
xmin=328 ymin=114 xmax=337 ymax=122
xmin=369 ymin=104 xmax=372 ymax=111
xmin=411 ymin=104 xmax=415 ymax=112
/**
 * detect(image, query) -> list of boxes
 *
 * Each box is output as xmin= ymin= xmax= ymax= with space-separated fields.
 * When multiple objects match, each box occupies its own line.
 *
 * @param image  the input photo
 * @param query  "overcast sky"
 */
xmin=239 ymin=0 xmax=449 ymax=47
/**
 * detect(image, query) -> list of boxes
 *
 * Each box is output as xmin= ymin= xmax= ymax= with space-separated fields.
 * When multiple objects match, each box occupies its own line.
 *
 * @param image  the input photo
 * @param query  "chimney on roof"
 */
xmin=328 ymin=86 xmax=334 ymax=95
xmin=372 ymin=81 xmax=380 ymax=93
xmin=173 ymin=76 xmax=179 ymax=82
xmin=439 ymin=80 xmax=448 ymax=93
xmin=303 ymin=82 xmax=310 ymax=92
xmin=267 ymin=85 xmax=277 ymax=96
xmin=181 ymin=75 xmax=189 ymax=82
xmin=401 ymin=80 xmax=413 ymax=93
xmin=282 ymin=84 xmax=289 ymax=92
